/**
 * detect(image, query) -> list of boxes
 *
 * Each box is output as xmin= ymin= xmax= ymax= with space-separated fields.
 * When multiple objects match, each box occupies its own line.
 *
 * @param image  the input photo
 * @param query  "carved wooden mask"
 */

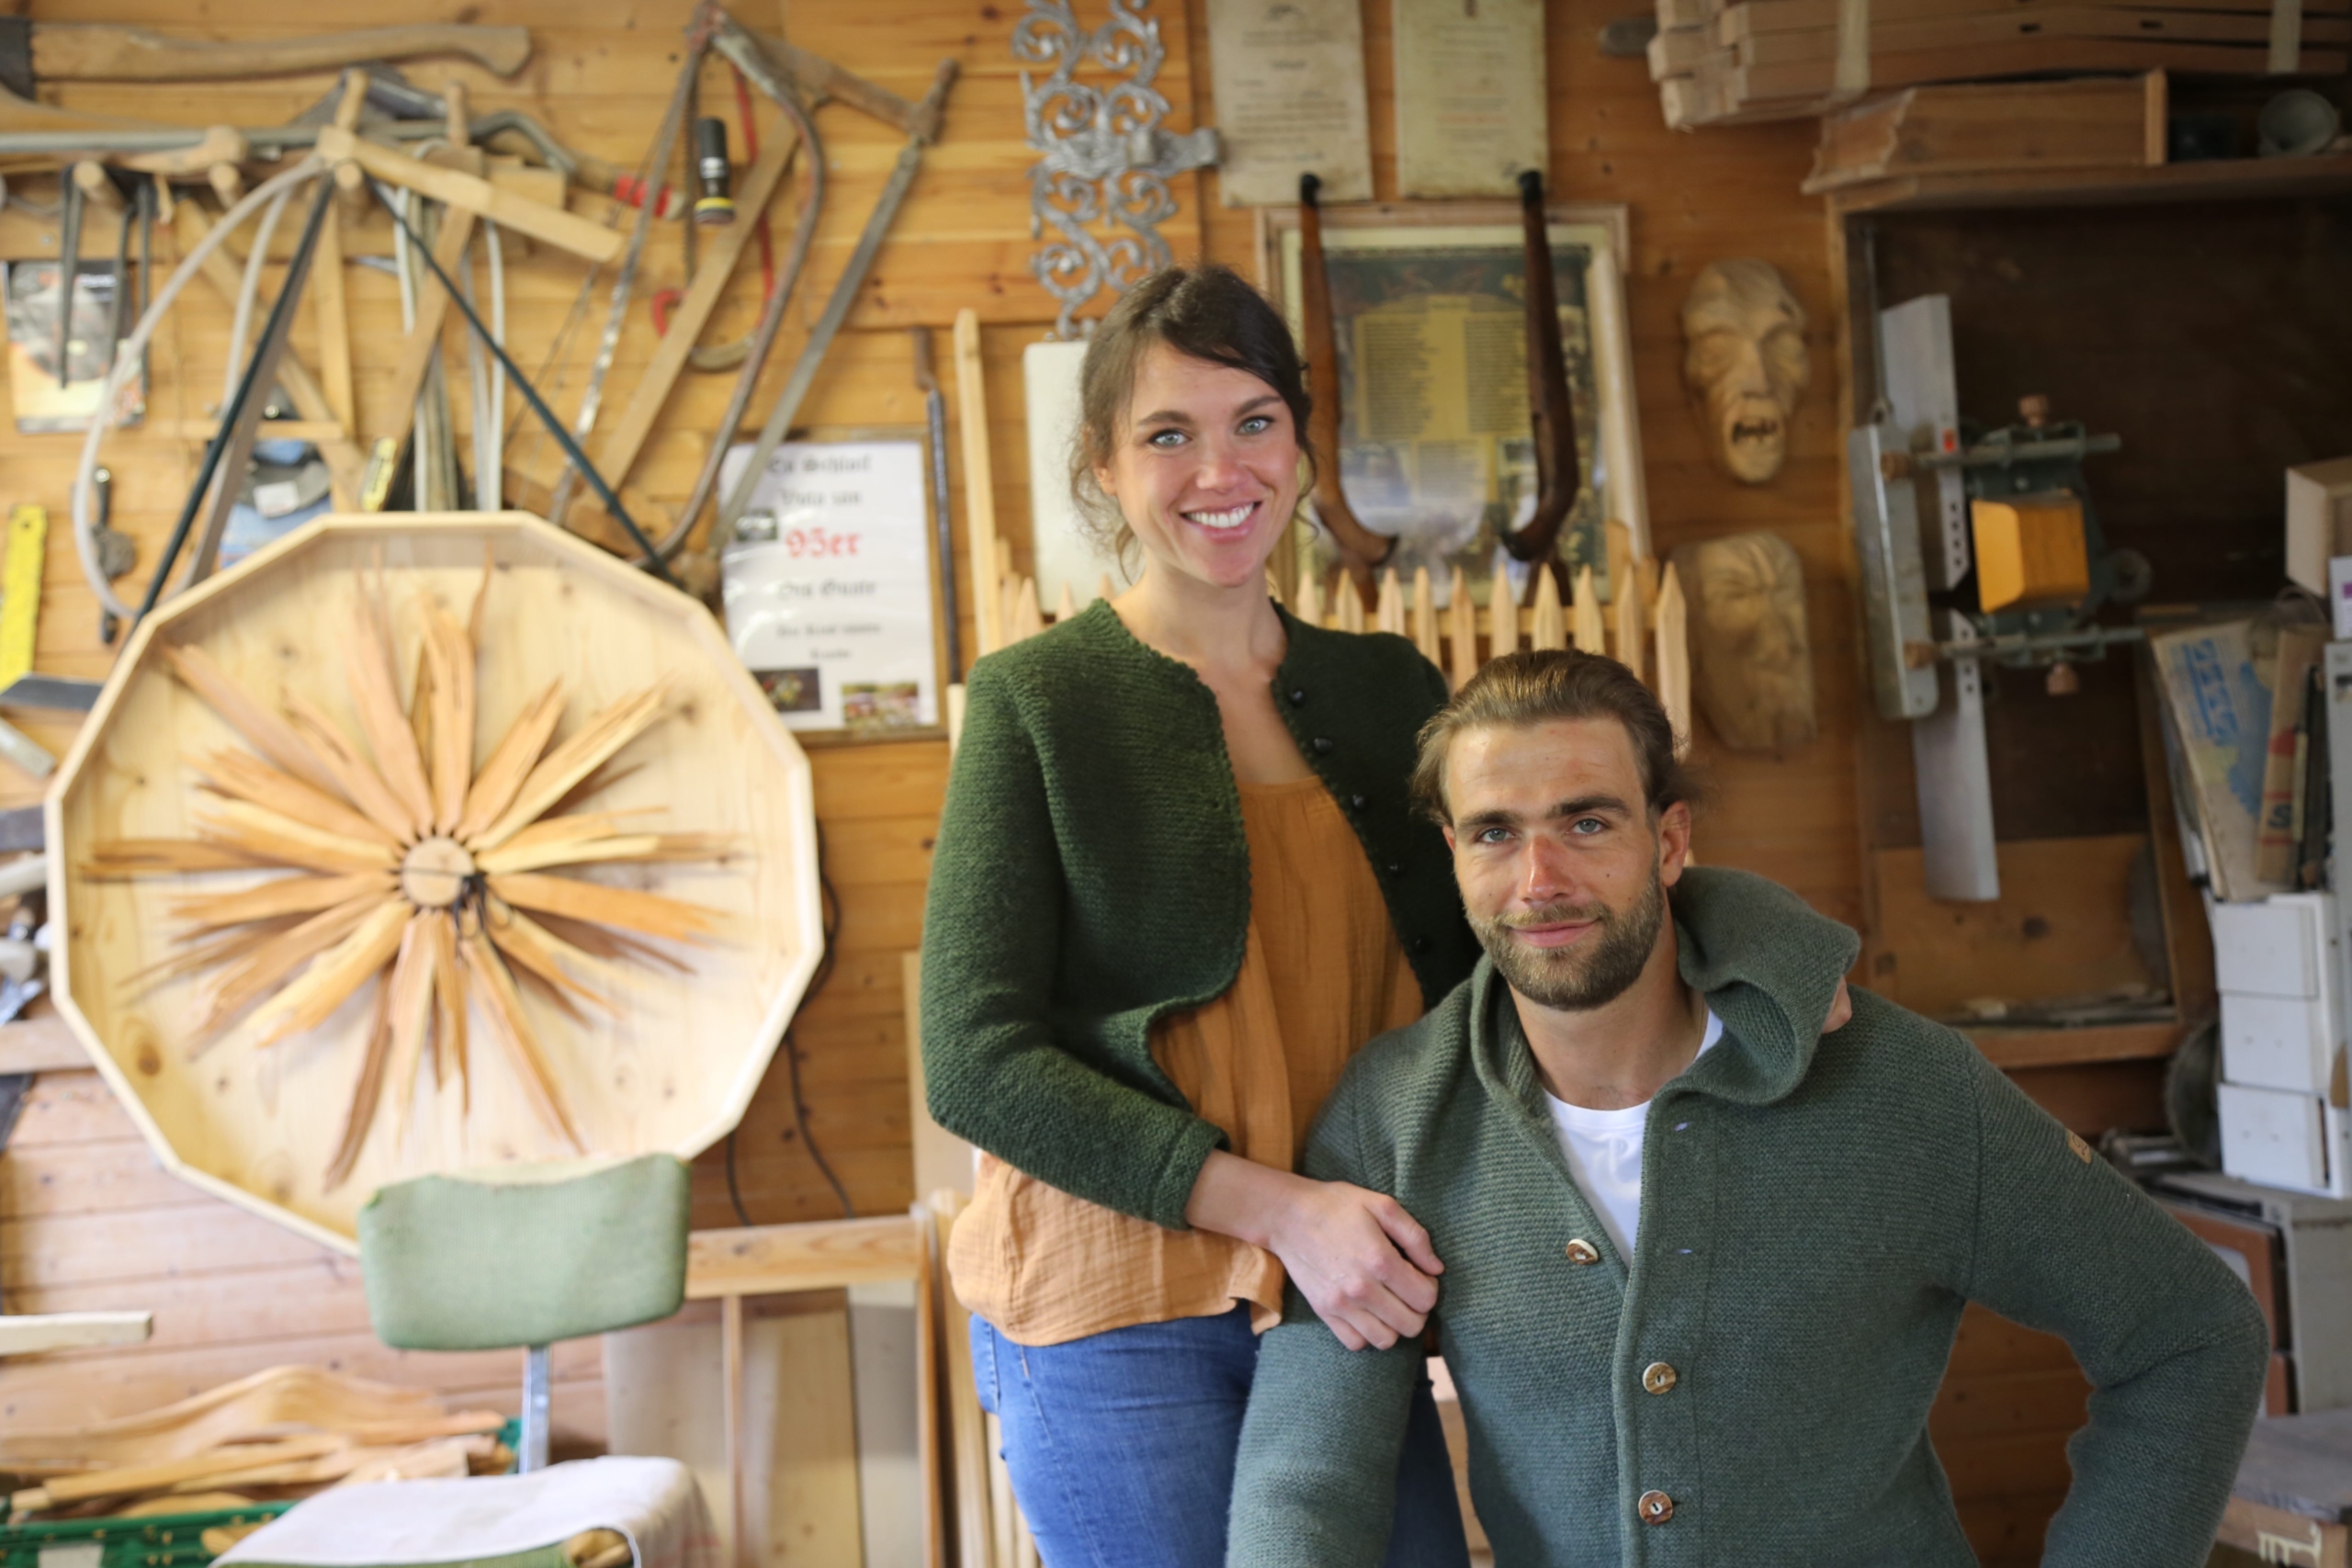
xmin=1670 ymin=530 xmax=1816 ymax=751
xmin=1680 ymin=260 xmax=1810 ymax=486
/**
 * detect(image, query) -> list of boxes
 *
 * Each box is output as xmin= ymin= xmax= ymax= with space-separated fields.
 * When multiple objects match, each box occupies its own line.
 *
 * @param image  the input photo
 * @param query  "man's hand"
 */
xmin=1186 ymin=1150 xmax=1443 ymax=1350
xmin=1826 ymin=979 xmax=1854 ymax=1033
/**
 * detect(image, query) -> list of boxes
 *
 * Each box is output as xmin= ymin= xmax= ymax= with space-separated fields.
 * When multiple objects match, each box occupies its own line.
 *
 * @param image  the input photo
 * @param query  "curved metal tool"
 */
xmin=1297 ymin=173 xmax=1394 ymax=607
xmin=706 ymin=46 xmax=958 ymax=558
xmin=1500 ymin=170 xmax=1580 ymax=574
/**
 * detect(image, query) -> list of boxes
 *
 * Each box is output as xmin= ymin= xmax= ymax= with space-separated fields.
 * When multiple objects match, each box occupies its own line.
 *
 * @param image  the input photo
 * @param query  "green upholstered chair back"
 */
xmin=357 ymin=1154 xmax=691 ymax=1352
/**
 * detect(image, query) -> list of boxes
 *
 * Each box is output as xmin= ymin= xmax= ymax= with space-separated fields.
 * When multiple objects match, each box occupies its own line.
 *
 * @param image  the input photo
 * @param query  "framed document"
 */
xmin=1206 ymin=0 xmax=1374 ymax=206
xmin=718 ymin=431 xmax=947 ymax=741
xmin=1392 ymin=0 xmax=1548 ymax=197
xmin=1258 ymin=199 xmax=1645 ymax=606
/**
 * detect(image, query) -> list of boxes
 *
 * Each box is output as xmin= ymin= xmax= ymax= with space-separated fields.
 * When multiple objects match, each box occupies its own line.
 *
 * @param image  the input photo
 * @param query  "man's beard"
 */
xmin=1470 ymin=863 xmax=1667 ymax=1011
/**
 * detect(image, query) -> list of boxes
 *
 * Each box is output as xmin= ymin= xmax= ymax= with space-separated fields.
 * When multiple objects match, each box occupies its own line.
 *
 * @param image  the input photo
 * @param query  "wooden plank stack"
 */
xmin=1803 ymin=73 xmax=2165 ymax=189
xmin=1651 ymin=0 xmax=2351 ymax=128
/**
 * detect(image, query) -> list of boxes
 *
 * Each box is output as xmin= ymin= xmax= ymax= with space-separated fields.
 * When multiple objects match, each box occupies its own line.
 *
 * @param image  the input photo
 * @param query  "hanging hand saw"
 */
xmin=710 ymin=55 xmax=958 ymax=554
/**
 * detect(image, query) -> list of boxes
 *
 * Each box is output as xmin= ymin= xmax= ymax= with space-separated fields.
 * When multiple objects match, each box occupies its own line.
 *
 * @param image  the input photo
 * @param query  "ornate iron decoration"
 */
xmin=1016 ymin=0 xmax=1218 ymax=339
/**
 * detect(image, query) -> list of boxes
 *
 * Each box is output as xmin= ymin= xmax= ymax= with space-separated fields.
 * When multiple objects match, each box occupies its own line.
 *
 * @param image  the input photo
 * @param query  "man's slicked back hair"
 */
xmin=1409 ymin=649 xmax=1699 ymax=824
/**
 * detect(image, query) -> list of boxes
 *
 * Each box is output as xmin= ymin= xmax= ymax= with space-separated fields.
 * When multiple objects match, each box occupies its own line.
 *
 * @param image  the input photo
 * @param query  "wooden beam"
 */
xmin=953 ymin=310 xmax=1002 ymax=660
xmin=0 ymin=1310 xmax=150 ymax=1356
xmin=685 ymin=1216 xmax=924 ymax=1298
xmin=315 ymin=126 xmax=622 ymax=264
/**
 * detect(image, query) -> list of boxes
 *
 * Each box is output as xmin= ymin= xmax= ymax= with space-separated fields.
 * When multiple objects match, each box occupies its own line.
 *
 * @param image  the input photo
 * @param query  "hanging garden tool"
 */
xmin=1297 ymin=173 xmax=1395 ymax=608
xmin=1500 ymin=169 xmax=1581 ymax=588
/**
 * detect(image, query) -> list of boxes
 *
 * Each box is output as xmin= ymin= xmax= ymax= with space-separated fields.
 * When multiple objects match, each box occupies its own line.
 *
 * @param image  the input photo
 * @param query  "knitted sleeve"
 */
xmin=1958 ymin=1045 xmax=2269 ymax=1566
xmin=1226 ymin=1073 xmax=1423 ymax=1566
xmin=919 ymin=659 xmax=1227 ymax=1229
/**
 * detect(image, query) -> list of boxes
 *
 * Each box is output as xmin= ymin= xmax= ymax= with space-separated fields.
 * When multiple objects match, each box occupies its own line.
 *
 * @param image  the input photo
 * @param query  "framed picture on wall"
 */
xmin=715 ymin=425 xmax=952 ymax=745
xmin=1256 ymin=200 xmax=1645 ymax=607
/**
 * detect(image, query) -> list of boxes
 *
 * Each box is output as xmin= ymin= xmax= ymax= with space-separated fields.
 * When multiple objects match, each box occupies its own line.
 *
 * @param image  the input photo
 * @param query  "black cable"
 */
xmin=364 ymin=175 xmax=679 ymax=587
xmin=724 ymin=1129 xmax=754 ymax=1228
xmin=782 ymin=822 xmax=850 ymax=1217
xmin=718 ymin=823 xmax=847 ymax=1225
xmin=135 ymin=178 xmax=336 ymax=623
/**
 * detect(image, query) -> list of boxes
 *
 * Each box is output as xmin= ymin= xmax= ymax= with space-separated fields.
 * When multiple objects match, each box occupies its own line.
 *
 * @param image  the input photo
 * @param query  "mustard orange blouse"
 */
xmin=946 ymin=773 xmax=1424 ymax=1345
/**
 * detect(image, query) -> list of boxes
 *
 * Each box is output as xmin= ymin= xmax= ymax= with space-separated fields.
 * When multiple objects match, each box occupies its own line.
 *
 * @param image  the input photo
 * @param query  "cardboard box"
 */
xmin=2223 ymin=991 xmax=2344 ymax=1099
xmin=2211 ymin=894 xmax=2335 ymax=999
xmin=2288 ymin=456 xmax=2352 ymax=595
xmin=2221 ymin=1082 xmax=2349 ymax=1197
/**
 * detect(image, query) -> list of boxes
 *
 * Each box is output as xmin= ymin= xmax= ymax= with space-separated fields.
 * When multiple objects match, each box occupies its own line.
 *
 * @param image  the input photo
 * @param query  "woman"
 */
xmin=921 ymin=264 xmax=1481 ymax=1567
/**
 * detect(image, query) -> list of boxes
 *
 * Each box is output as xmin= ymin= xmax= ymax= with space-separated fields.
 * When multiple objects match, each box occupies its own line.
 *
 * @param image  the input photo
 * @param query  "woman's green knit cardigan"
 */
xmin=919 ymin=599 xmax=1482 ymax=1230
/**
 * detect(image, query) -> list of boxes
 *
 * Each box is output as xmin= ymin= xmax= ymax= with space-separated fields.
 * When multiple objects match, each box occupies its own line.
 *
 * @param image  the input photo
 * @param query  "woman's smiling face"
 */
xmin=1093 ymin=342 xmax=1302 ymax=593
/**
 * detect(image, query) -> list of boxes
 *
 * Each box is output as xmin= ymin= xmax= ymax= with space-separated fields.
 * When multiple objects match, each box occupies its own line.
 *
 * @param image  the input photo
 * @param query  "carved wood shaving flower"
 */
xmin=87 ymin=565 xmax=733 ymax=1188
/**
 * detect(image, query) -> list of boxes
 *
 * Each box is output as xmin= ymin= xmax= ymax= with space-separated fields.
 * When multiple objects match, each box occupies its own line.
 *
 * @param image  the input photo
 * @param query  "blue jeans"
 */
xmin=971 ymin=1306 xmax=1469 ymax=1568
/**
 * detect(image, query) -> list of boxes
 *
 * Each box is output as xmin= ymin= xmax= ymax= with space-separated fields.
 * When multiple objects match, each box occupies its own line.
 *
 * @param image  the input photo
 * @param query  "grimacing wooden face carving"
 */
xmin=1670 ymin=531 xmax=1816 ymax=751
xmin=1680 ymin=260 xmax=1810 ymax=486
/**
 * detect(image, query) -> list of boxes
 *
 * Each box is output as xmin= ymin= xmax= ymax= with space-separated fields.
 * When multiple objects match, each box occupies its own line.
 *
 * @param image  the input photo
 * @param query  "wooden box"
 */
xmin=48 ymin=513 xmax=824 ymax=1252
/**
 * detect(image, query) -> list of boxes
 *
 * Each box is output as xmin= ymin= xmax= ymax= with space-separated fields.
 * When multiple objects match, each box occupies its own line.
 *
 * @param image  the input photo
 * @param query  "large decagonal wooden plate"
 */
xmin=48 ymin=513 xmax=822 ymax=1252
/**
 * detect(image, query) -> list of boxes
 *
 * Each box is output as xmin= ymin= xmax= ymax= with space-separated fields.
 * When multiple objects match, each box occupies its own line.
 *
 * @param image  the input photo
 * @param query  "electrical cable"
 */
xmin=724 ymin=823 xmax=847 ymax=1225
xmin=134 ymin=176 xmax=336 ymax=623
xmin=71 ymin=158 xmax=326 ymax=622
xmin=781 ymin=822 xmax=850 ymax=1218
xmin=367 ymin=175 xmax=679 ymax=584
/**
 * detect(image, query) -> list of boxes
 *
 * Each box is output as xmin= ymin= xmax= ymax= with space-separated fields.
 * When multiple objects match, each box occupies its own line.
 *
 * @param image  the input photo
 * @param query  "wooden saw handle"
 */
xmin=31 ymin=24 xmax=534 ymax=83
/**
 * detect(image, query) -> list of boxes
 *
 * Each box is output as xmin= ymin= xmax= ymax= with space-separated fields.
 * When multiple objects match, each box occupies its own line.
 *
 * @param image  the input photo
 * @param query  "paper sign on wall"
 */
xmin=719 ymin=439 xmax=939 ymax=733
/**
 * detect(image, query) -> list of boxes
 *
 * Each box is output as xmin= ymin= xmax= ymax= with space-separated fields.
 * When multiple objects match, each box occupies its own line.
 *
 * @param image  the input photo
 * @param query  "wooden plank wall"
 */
xmin=0 ymin=0 xmax=2086 ymax=1558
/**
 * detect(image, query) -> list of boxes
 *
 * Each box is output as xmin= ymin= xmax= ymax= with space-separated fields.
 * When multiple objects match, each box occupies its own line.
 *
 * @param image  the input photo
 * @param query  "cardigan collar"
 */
xmin=1470 ymin=864 xmax=1862 ymax=1121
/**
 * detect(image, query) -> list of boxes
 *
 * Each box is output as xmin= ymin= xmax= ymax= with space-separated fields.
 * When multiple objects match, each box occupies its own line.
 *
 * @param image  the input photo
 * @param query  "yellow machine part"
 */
xmin=1972 ymin=491 xmax=2089 ymax=613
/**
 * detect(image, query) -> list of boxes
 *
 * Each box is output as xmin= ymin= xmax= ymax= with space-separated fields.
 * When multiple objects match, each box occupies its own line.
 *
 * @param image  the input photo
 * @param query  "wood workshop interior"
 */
xmin=0 ymin=0 xmax=2346 ymax=1562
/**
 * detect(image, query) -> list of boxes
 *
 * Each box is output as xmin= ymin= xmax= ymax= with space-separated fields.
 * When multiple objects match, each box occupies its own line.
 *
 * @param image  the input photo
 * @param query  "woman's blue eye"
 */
xmin=1239 ymin=415 xmax=1272 ymax=434
xmin=1148 ymin=428 xmax=1186 ymax=447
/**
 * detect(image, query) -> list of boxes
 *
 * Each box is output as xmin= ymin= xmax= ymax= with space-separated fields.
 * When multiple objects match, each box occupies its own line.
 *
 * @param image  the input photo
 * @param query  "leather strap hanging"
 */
xmin=1500 ymin=169 xmax=1580 ymax=596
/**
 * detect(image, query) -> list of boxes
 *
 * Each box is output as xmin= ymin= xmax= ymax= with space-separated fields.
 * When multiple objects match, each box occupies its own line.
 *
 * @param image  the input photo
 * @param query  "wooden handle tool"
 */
xmin=20 ymin=23 xmax=533 ymax=84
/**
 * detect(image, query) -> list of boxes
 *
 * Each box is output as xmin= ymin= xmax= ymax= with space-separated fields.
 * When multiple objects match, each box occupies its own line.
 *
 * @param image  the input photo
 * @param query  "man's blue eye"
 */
xmin=1477 ymin=828 xmax=1511 ymax=843
xmin=1571 ymin=818 xmax=1606 ymax=835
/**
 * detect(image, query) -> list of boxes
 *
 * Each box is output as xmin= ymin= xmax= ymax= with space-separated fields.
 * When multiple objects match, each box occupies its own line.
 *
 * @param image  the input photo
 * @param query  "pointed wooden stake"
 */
xmin=1655 ymin=562 xmax=1692 ymax=758
xmin=1337 ymin=577 xmax=1366 ymax=634
xmin=1572 ymin=566 xmax=1606 ymax=654
xmin=1376 ymin=569 xmax=1405 ymax=637
xmin=1446 ymin=567 xmax=1479 ymax=692
xmin=1614 ymin=562 xmax=1646 ymax=682
xmin=1532 ymin=566 xmax=1567 ymax=651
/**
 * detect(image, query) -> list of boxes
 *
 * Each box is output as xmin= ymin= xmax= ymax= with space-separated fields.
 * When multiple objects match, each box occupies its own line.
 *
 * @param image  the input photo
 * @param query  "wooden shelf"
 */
xmin=1828 ymin=153 xmax=2352 ymax=215
xmin=1962 ymin=1018 xmax=2185 ymax=1070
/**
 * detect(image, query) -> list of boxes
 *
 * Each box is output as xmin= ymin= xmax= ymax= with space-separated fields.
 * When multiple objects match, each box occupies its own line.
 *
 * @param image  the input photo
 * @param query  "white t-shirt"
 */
xmin=1544 ymin=1010 xmax=1723 ymax=1258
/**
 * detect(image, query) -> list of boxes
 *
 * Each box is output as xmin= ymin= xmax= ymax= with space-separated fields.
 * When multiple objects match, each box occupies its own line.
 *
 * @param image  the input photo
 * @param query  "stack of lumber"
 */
xmin=0 ymin=1365 xmax=510 ymax=1522
xmin=1651 ymin=0 xmax=2351 ymax=127
xmin=1803 ymin=72 xmax=2167 ymax=189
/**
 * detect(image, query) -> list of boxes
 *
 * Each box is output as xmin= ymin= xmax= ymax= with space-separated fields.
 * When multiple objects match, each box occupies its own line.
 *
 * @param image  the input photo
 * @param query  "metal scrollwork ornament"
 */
xmin=1017 ymin=0 xmax=1219 ymax=339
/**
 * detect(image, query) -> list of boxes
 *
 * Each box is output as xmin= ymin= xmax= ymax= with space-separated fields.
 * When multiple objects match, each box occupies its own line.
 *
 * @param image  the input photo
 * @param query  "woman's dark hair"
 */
xmin=1068 ymin=264 xmax=1316 ymax=561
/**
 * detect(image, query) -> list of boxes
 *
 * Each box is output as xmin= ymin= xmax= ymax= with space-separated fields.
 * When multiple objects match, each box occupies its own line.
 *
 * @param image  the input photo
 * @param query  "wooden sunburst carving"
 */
xmin=85 ymin=561 xmax=733 ymax=1189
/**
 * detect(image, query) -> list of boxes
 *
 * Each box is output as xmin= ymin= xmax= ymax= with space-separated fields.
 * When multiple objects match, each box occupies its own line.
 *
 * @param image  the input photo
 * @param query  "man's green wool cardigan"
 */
xmin=1229 ymin=865 xmax=2270 ymax=1568
xmin=920 ymin=598 xmax=1482 ymax=1231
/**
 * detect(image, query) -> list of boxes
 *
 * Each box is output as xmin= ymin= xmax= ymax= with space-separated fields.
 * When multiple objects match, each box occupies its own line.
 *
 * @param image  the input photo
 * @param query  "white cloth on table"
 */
xmin=215 ymin=1455 xmax=718 ymax=1568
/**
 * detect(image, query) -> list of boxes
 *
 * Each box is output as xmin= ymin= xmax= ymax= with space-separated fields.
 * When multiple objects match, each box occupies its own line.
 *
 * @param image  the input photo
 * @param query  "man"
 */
xmin=1227 ymin=650 xmax=2267 ymax=1567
